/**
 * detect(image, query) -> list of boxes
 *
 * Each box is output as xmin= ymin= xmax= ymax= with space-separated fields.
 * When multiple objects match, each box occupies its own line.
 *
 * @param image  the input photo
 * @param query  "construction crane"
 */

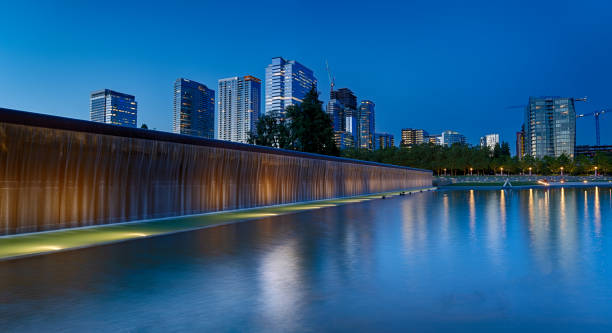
xmin=325 ymin=60 xmax=335 ymax=93
xmin=577 ymin=110 xmax=608 ymax=145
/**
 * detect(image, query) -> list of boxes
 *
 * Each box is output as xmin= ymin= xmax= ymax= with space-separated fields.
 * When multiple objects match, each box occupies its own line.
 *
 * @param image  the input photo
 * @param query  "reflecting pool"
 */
xmin=1 ymin=188 xmax=611 ymax=332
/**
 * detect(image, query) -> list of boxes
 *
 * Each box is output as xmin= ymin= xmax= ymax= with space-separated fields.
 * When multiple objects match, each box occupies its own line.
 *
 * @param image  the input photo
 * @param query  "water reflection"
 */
xmin=0 ymin=188 xmax=611 ymax=331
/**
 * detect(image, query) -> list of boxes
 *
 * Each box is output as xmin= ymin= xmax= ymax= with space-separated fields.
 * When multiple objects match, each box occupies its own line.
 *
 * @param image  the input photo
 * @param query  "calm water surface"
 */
xmin=1 ymin=188 xmax=611 ymax=332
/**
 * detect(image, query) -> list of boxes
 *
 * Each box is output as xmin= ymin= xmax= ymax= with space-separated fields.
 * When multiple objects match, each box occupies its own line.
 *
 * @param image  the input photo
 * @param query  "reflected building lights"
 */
xmin=259 ymin=240 xmax=303 ymax=330
xmin=594 ymin=187 xmax=601 ymax=236
xmin=469 ymin=190 xmax=476 ymax=238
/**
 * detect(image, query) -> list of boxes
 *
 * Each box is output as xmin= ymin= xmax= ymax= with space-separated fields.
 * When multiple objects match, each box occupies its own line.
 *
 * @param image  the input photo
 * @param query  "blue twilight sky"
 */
xmin=1 ymin=0 xmax=611 ymax=152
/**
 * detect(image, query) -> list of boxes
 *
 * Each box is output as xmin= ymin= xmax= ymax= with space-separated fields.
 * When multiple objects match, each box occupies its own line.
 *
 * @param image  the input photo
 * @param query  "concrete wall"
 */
xmin=0 ymin=108 xmax=432 ymax=235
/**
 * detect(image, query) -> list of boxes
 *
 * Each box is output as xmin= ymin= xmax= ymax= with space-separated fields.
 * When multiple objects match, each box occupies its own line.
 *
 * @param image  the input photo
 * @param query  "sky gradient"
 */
xmin=1 ymin=0 xmax=611 ymax=151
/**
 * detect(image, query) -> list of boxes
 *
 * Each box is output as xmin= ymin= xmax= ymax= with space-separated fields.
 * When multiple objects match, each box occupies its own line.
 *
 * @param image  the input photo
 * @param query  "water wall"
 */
xmin=0 ymin=108 xmax=432 ymax=235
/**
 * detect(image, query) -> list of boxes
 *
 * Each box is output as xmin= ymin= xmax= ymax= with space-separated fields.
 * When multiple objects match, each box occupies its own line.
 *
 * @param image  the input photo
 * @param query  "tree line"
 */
xmin=247 ymin=87 xmax=610 ymax=176
xmin=341 ymin=143 xmax=611 ymax=176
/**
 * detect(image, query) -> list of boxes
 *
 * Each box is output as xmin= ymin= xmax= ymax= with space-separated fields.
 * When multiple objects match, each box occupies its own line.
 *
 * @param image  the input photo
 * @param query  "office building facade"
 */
xmin=480 ymin=133 xmax=499 ymax=150
xmin=524 ymin=96 xmax=576 ymax=158
xmin=374 ymin=133 xmax=394 ymax=150
xmin=441 ymin=130 xmax=466 ymax=146
xmin=217 ymin=75 xmax=261 ymax=143
xmin=265 ymin=57 xmax=317 ymax=119
xmin=401 ymin=128 xmax=428 ymax=147
xmin=330 ymin=88 xmax=357 ymax=111
xmin=173 ymin=78 xmax=215 ymax=139
xmin=357 ymin=100 xmax=375 ymax=149
xmin=327 ymin=88 xmax=358 ymax=150
xmin=90 ymin=89 xmax=137 ymax=128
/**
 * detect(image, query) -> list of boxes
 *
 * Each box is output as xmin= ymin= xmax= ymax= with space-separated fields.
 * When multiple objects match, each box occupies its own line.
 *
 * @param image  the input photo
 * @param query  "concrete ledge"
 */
xmin=0 ymin=187 xmax=436 ymax=261
xmin=438 ymin=182 xmax=612 ymax=190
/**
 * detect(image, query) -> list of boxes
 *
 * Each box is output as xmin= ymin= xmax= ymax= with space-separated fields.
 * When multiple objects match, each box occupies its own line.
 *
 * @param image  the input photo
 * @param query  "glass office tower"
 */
xmin=441 ymin=130 xmax=467 ymax=146
xmin=265 ymin=57 xmax=317 ymax=119
xmin=524 ymin=96 xmax=576 ymax=158
xmin=90 ymin=89 xmax=137 ymax=128
xmin=217 ymin=75 xmax=261 ymax=143
xmin=327 ymin=98 xmax=345 ymax=132
xmin=330 ymin=88 xmax=357 ymax=111
xmin=327 ymin=88 xmax=358 ymax=150
xmin=173 ymin=78 xmax=215 ymax=139
xmin=357 ymin=100 xmax=375 ymax=150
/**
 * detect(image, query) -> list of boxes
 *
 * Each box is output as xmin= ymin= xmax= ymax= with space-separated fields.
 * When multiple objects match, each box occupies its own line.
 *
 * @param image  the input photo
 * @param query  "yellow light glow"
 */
xmin=246 ymin=213 xmax=278 ymax=217
xmin=33 ymin=245 xmax=62 ymax=251
xmin=127 ymin=232 xmax=149 ymax=237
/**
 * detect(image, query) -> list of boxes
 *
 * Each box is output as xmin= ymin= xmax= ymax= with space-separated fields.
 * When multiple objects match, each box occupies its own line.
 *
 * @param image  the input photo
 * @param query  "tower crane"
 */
xmin=577 ymin=110 xmax=608 ymax=146
xmin=325 ymin=60 xmax=335 ymax=93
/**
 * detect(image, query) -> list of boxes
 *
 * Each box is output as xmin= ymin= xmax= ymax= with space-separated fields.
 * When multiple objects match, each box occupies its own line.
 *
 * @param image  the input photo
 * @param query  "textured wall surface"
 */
xmin=0 ymin=109 xmax=431 ymax=235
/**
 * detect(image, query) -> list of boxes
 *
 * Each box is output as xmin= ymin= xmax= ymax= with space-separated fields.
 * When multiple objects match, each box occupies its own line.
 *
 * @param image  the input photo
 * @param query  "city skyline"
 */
xmin=1 ymin=1 xmax=611 ymax=152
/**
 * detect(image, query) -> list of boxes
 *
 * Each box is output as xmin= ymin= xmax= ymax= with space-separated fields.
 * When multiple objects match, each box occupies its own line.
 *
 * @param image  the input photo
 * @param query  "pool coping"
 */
xmin=438 ymin=182 xmax=612 ymax=190
xmin=0 ymin=186 xmax=436 ymax=262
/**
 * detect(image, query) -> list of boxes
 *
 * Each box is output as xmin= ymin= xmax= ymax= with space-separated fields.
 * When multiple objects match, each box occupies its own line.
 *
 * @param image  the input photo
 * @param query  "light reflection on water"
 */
xmin=0 ymin=188 xmax=611 ymax=332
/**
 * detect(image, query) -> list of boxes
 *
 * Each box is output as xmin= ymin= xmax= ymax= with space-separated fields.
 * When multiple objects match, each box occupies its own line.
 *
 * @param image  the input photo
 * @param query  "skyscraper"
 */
xmin=356 ymin=100 xmax=376 ymax=150
xmin=330 ymin=88 xmax=357 ymax=110
xmin=327 ymin=87 xmax=358 ymax=150
xmin=265 ymin=57 xmax=317 ymax=119
xmin=217 ymin=75 xmax=261 ymax=143
xmin=90 ymin=89 xmax=137 ymax=128
xmin=327 ymin=98 xmax=345 ymax=132
xmin=524 ymin=96 xmax=576 ymax=158
xmin=479 ymin=133 xmax=499 ymax=150
xmin=173 ymin=78 xmax=215 ymax=139
xmin=401 ymin=128 xmax=429 ymax=147
xmin=441 ymin=130 xmax=466 ymax=146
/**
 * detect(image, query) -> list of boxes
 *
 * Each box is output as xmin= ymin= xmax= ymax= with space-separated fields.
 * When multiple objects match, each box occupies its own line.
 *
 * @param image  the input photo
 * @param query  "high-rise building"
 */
xmin=330 ymin=88 xmax=357 ymax=110
xmin=441 ymin=130 xmax=466 ymax=146
xmin=90 ymin=89 xmax=137 ymax=128
xmin=265 ymin=57 xmax=317 ymax=119
xmin=524 ymin=96 xmax=576 ymax=158
xmin=374 ymin=133 xmax=394 ymax=150
xmin=217 ymin=75 xmax=261 ymax=143
xmin=479 ymin=133 xmax=499 ymax=150
xmin=357 ymin=100 xmax=375 ymax=149
xmin=327 ymin=98 xmax=345 ymax=132
xmin=173 ymin=78 xmax=215 ymax=139
xmin=516 ymin=125 xmax=525 ymax=159
xmin=327 ymin=88 xmax=358 ymax=150
xmin=401 ymin=128 xmax=429 ymax=147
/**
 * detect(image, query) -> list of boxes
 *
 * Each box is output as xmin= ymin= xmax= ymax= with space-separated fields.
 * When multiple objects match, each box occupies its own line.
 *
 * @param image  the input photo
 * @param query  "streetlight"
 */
xmin=470 ymin=167 xmax=473 ymax=176
xmin=443 ymin=168 xmax=447 ymax=176
xmin=500 ymin=167 xmax=504 ymax=176
xmin=595 ymin=166 xmax=598 ymax=177
xmin=560 ymin=166 xmax=564 ymax=176
xmin=528 ymin=167 xmax=532 ymax=176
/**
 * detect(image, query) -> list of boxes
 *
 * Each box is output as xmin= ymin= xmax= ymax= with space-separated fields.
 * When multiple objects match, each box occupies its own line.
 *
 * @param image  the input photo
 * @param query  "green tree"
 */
xmin=286 ymin=88 xmax=338 ymax=156
xmin=249 ymin=114 xmax=291 ymax=148
xmin=500 ymin=142 xmax=511 ymax=157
